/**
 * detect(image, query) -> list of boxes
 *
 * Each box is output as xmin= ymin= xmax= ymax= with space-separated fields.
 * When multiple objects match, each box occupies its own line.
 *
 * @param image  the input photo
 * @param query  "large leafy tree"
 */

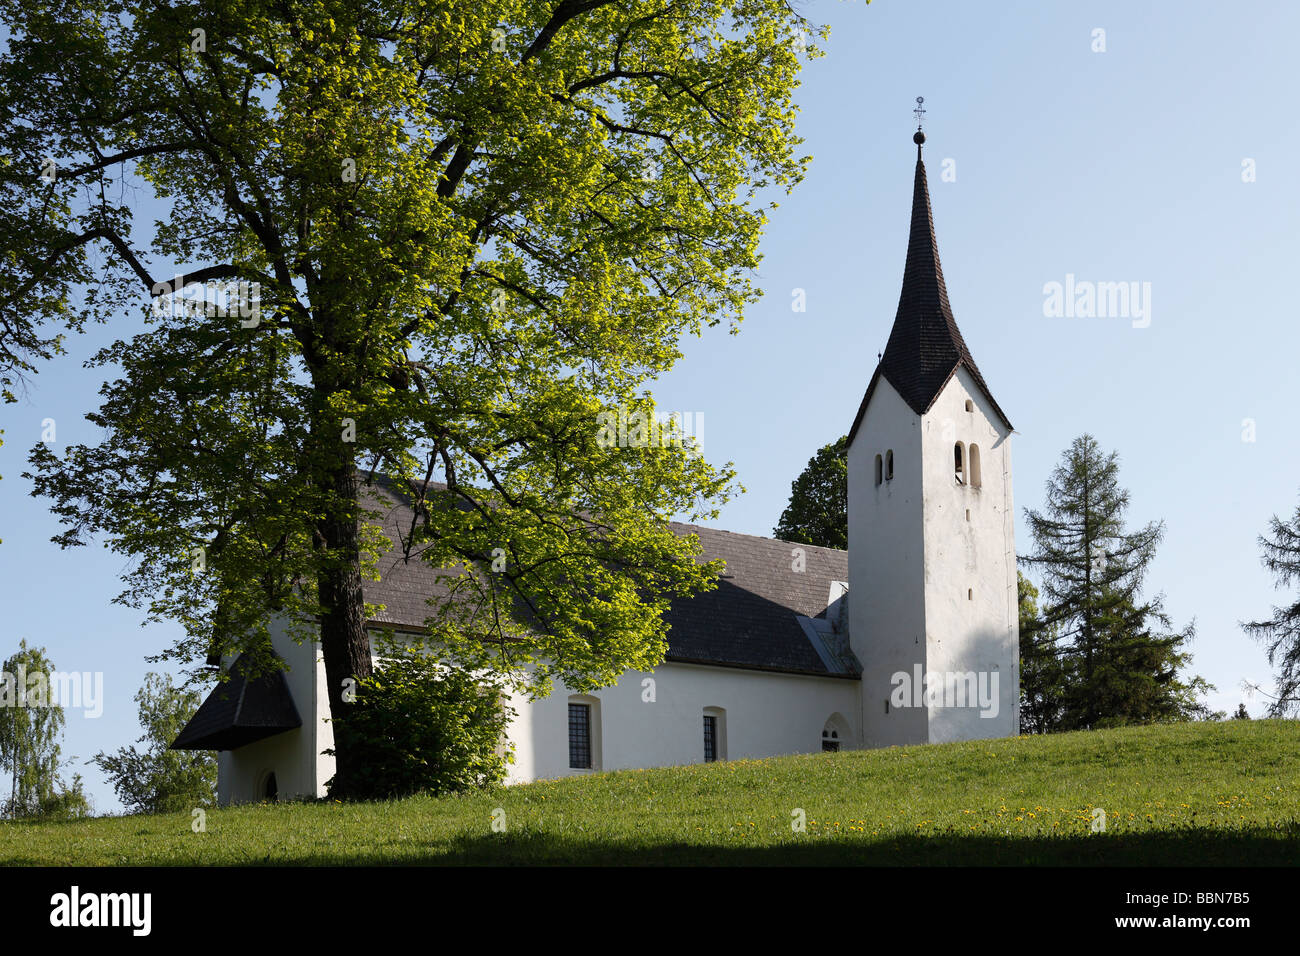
xmin=1021 ymin=435 xmax=1211 ymax=729
xmin=773 ymin=434 xmax=847 ymax=549
xmin=92 ymin=672 xmax=217 ymax=814
xmin=1242 ymin=499 xmax=1300 ymax=717
xmin=2 ymin=1 xmax=821 ymax=793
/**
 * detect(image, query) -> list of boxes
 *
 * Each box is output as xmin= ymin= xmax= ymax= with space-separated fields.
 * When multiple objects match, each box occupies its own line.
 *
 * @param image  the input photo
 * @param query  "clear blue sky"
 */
xmin=2 ymin=0 xmax=1297 ymax=812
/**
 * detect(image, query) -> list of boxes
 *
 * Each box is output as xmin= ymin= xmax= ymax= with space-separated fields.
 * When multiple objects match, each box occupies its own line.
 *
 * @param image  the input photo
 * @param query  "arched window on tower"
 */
xmin=954 ymin=442 xmax=966 ymax=485
xmin=885 ymin=450 xmax=894 ymax=481
xmin=969 ymin=443 xmax=982 ymax=488
xmin=874 ymin=454 xmax=883 ymax=487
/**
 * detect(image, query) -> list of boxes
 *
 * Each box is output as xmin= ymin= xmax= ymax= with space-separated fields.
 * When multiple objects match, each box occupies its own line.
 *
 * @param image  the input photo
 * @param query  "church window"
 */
xmin=568 ymin=702 xmax=592 ymax=769
xmin=822 ymin=714 xmax=851 ymax=750
xmin=703 ymin=706 xmax=726 ymax=761
xmin=965 ymin=509 xmax=971 ymax=522
xmin=965 ymin=399 xmax=974 ymax=412
xmin=262 ymin=771 xmax=278 ymax=802
xmin=885 ymin=450 xmax=894 ymax=481
xmin=954 ymin=442 xmax=965 ymax=484
xmin=969 ymin=444 xmax=982 ymax=488
xmin=968 ymin=588 xmax=973 ymax=601
xmin=875 ymin=454 xmax=883 ymax=486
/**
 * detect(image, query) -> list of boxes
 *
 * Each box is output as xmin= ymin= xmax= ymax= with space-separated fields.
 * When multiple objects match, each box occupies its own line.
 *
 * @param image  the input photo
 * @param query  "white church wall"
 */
xmin=224 ymin=613 xmax=329 ymax=804
xmin=848 ymin=376 xmax=929 ymax=748
xmin=219 ymin=623 xmax=860 ymax=803
xmin=504 ymin=662 xmax=860 ymax=783
xmin=920 ymin=366 xmax=1019 ymax=742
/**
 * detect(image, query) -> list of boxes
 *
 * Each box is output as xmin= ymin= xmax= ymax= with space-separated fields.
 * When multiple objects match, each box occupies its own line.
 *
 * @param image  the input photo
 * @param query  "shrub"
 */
xmin=325 ymin=653 xmax=515 ymax=801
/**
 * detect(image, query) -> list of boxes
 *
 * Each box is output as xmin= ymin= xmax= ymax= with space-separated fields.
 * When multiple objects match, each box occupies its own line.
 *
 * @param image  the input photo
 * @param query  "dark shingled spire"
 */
xmin=848 ymin=140 xmax=1011 ymax=443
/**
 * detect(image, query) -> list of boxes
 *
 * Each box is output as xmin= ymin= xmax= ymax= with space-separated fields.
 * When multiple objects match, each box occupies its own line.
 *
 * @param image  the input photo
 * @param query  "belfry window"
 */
xmin=885 ymin=450 xmax=894 ymax=481
xmin=969 ymin=444 xmax=982 ymax=488
xmin=954 ymin=442 xmax=966 ymax=485
xmin=875 ymin=454 xmax=883 ymax=486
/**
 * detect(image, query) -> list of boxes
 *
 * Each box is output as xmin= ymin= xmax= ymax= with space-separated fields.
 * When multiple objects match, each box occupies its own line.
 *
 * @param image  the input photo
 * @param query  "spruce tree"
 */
xmin=1021 ymin=435 xmax=1211 ymax=729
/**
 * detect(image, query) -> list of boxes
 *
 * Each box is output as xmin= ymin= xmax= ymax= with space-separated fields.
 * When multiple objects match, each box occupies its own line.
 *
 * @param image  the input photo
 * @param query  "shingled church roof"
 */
xmin=848 ymin=135 xmax=1011 ymax=444
xmin=364 ymin=480 xmax=858 ymax=680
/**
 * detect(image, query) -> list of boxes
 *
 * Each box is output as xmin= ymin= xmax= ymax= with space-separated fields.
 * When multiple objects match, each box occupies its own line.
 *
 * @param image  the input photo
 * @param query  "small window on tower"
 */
xmin=965 ymin=399 xmax=974 ymax=413
xmin=954 ymin=442 xmax=965 ymax=485
xmin=885 ymin=450 xmax=894 ymax=481
xmin=875 ymin=454 xmax=883 ymax=486
xmin=969 ymin=444 xmax=982 ymax=488
xmin=968 ymin=588 xmax=973 ymax=601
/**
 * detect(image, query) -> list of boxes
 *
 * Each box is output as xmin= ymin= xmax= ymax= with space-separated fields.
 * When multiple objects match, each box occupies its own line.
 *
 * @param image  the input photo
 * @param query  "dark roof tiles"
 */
xmin=363 ymin=481 xmax=856 ymax=679
xmin=848 ymin=149 xmax=1011 ymax=443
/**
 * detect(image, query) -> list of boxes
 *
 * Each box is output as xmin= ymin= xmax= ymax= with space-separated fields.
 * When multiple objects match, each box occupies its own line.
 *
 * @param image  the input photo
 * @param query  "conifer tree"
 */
xmin=1243 ymin=499 xmax=1300 ymax=716
xmin=1021 ymin=435 xmax=1211 ymax=728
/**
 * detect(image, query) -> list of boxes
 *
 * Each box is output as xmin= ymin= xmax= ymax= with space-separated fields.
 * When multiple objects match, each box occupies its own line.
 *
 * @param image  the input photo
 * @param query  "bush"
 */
xmin=325 ymin=653 xmax=515 ymax=801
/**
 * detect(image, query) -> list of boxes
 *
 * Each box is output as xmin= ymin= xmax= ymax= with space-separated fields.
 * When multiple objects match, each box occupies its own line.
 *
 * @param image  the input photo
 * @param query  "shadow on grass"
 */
xmin=257 ymin=823 xmax=1300 ymax=866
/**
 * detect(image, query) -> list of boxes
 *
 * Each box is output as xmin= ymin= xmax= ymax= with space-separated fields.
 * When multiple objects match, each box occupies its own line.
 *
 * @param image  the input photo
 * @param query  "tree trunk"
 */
xmin=316 ymin=461 xmax=373 ymax=796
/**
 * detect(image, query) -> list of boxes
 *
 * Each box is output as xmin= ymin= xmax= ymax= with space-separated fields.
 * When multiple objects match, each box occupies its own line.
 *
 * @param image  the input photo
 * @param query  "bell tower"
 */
xmin=846 ymin=116 xmax=1019 ymax=748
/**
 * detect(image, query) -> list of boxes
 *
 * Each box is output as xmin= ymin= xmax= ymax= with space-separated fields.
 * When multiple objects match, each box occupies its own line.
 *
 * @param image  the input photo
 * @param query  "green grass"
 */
xmin=3 ymin=720 xmax=1299 ymax=865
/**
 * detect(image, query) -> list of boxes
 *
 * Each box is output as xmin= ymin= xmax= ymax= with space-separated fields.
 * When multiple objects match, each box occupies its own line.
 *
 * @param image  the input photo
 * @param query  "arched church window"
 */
xmin=965 ymin=399 xmax=974 ymax=413
xmin=969 ymin=444 xmax=982 ymax=488
xmin=954 ymin=442 xmax=965 ymax=485
xmin=822 ymin=713 xmax=851 ymax=752
xmin=874 ymin=454 xmax=883 ymax=486
xmin=885 ymin=450 xmax=894 ymax=481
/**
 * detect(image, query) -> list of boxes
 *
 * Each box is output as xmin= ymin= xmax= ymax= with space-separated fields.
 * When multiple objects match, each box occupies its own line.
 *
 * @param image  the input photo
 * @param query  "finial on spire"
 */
xmin=913 ymin=96 xmax=926 ymax=148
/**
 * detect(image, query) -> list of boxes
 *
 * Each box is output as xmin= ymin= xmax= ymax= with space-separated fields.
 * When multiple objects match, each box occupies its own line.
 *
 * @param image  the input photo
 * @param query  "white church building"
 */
xmin=173 ymin=130 xmax=1020 ymax=804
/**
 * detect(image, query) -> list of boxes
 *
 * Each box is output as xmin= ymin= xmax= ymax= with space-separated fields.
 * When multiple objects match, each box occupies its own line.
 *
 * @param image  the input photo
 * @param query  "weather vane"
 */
xmin=913 ymin=96 xmax=926 ymax=130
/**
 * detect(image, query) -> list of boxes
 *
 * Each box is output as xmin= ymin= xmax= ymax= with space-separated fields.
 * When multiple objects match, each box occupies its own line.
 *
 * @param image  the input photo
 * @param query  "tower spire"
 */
xmin=847 ymin=112 xmax=1012 ymax=443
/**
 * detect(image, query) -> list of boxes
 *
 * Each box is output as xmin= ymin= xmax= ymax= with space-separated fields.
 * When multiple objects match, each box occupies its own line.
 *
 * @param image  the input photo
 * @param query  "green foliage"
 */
xmin=773 ymin=435 xmax=848 ymax=549
xmin=1017 ymin=571 xmax=1064 ymax=734
xmin=91 ymin=672 xmax=217 ymax=815
xmin=4 ymin=0 xmax=823 ymax=790
xmin=326 ymin=646 xmax=515 ymax=801
xmin=1021 ymin=435 xmax=1213 ymax=730
xmin=0 ymin=640 xmax=86 ymax=818
xmin=36 ymin=772 xmax=91 ymax=821
xmin=1243 ymin=497 xmax=1300 ymax=717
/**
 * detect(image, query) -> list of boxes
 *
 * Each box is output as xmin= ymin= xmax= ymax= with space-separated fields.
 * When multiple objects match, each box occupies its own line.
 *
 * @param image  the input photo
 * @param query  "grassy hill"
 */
xmin=3 ymin=720 xmax=1299 ymax=865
